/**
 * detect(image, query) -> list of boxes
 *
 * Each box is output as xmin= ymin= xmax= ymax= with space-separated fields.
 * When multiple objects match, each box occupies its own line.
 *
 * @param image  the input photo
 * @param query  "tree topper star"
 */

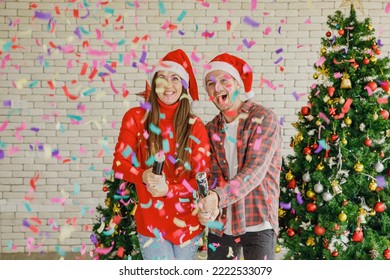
xmin=340 ymin=0 xmax=364 ymax=15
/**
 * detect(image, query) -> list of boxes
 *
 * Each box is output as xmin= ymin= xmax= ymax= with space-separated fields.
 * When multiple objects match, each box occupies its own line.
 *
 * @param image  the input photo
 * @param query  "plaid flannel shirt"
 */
xmin=206 ymin=100 xmax=282 ymax=237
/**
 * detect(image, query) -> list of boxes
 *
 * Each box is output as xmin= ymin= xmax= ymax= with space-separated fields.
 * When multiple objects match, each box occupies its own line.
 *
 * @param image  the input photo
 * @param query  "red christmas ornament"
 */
xmin=327 ymin=86 xmax=335 ymax=97
xmin=380 ymin=109 xmax=389 ymax=120
xmin=332 ymin=250 xmax=339 ymax=257
xmin=326 ymin=31 xmax=332 ymax=37
xmin=306 ymin=202 xmax=317 ymax=212
xmin=381 ymin=80 xmax=389 ymax=92
xmin=334 ymin=223 xmax=340 ymax=231
xmin=374 ymin=201 xmax=386 ymax=213
xmin=330 ymin=134 xmax=339 ymax=141
xmin=351 ymin=61 xmax=359 ymax=69
xmin=312 ymin=143 xmax=319 ymax=150
xmin=303 ymin=146 xmax=312 ymax=155
xmin=286 ymin=228 xmax=295 ymax=237
xmin=372 ymin=45 xmax=378 ymax=50
xmin=375 ymin=49 xmax=381 ymax=55
xmin=287 ymin=179 xmax=297 ymax=189
xmin=102 ymin=186 xmax=108 ymax=192
xmin=300 ymin=106 xmax=311 ymax=116
xmin=338 ymin=29 xmax=344 ymax=36
xmin=383 ymin=248 xmax=390 ymax=260
xmin=352 ymin=227 xmax=364 ymax=242
xmin=363 ymin=57 xmax=370 ymax=65
xmin=314 ymin=225 xmax=325 ymax=236
xmin=367 ymin=81 xmax=378 ymax=91
xmin=364 ymin=138 xmax=372 ymax=147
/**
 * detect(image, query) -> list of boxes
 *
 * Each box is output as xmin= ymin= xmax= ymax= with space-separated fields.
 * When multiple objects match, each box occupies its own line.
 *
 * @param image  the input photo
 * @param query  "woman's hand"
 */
xmin=142 ymin=168 xmax=168 ymax=197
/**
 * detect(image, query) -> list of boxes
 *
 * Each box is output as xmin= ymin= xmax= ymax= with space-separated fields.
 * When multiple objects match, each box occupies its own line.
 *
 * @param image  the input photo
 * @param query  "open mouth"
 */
xmin=216 ymin=94 xmax=228 ymax=104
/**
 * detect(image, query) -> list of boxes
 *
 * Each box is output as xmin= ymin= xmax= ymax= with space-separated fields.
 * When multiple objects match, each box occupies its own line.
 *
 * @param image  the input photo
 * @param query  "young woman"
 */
xmin=112 ymin=49 xmax=210 ymax=260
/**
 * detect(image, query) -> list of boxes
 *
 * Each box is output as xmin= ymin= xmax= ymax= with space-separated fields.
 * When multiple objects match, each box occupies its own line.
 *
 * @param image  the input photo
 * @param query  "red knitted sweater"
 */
xmin=112 ymin=99 xmax=210 ymax=244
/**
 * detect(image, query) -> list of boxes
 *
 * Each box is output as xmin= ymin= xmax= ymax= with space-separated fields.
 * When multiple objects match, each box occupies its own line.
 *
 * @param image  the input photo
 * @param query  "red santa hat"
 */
xmin=150 ymin=49 xmax=199 ymax=101
xmin=203 ymin=53 xmax=254 ymax=99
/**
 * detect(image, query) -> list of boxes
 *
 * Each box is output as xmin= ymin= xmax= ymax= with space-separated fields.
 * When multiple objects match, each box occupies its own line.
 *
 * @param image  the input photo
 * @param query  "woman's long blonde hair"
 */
xmin=145 ymin=73 xmax=194 ymax=170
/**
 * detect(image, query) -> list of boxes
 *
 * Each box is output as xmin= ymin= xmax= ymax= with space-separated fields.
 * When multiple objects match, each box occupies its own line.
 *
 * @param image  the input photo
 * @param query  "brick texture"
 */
xmin=1 ymin=0 xmax=390 ymax=255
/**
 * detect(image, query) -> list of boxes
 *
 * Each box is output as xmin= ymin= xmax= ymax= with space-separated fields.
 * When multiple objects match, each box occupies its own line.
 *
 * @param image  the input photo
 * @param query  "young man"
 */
xmin=198 ymin=53 xmax=282 ymax=260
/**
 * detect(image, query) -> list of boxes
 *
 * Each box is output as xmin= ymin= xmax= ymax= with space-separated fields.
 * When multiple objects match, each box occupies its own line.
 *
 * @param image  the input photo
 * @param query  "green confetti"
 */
xmin=177 ymin=10 xmax=187 ymax=22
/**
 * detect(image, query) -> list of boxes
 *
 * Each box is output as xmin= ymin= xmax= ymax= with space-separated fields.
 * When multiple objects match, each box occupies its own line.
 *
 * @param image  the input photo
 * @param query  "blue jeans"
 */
xmin=207 ymin=230 xmax=276 ymax=260
xmin=138 ymin=233 xmax=202 ymax=260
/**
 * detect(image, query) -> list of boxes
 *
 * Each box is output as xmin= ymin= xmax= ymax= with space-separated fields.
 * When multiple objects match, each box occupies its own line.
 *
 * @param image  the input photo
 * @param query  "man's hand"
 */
xmin=198 ymin=191 xmax=219 ymax=225
xmin=142 ymin=168 xmax=168 ymax=197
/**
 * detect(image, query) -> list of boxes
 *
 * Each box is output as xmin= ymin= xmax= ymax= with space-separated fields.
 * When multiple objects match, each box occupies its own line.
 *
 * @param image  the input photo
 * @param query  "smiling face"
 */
xmin=154 ymin=70 xmax=183 ymax=105
xmin=205 ymin=70 xmax=241 ymax=112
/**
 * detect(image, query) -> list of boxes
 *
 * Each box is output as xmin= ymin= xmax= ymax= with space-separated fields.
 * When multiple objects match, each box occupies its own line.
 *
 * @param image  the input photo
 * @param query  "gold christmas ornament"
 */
xmin=354 ymin=161 xmax=364 ymax=173
xmin=315 ymin=120 xmax=322 ymax=126
xmin=316 ymin=162 xmax=325 ymax=171
xmin=105 ymin=197 xmax=111 ymax=207
xmin=285 ymin=170 xmax=294 ymax=181
xmin=368 ymin=180 xmax=378 ymax=191
xmin=278 ymin=208 xmax=286 ymax=217
xmin=339 ymin=96 xmax=346 ymax=104
xmin=321 ymin=47 xmax=327 ymax=54
xmin=331 ymin=180 xmax=342 ymax=195
xmin=306 ymin=189 xmax=316 ymax=198
xmin=113 ymin=203 xmax=121 ymax=213
xmin=306 ymin=237 xmax=316 ymax=246
xmin=338 ymin=211 xmax=347 ymax=222
xmin=341 ymin=138 xmax=348 ymax=145
xmin=340 ymin=72 xmax=352 ymax=89
xmin=313 ymin=73 xmax=318 ymax=79
xmin=275 ymin=245 xmax=281 ymax=253
xmin=370 ymin=56 xmax=377 ymax=63
xmin=344 ymin=117 xmax=352 ymax=126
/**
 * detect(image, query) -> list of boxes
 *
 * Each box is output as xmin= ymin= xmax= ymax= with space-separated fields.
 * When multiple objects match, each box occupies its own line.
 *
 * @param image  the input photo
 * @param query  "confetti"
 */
xmin=177 ymin=10 xmax=187 ymax=22
xmin=386 ymin=3 xmax=390 ymax=13
xmin=243 ymin=16 xmax=260 ymax=28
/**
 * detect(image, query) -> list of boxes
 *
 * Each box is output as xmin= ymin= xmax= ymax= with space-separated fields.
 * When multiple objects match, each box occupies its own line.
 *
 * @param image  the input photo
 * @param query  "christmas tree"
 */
xmin=278 ymin=5 xmax=390 ymax=260
xmin=90 ymin=176 xmax=142 ymax=260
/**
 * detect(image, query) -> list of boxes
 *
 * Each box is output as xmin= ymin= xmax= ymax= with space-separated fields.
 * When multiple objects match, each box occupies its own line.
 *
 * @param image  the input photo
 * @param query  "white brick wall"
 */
xmin=1 ymin=0 xmax=390 ymax=255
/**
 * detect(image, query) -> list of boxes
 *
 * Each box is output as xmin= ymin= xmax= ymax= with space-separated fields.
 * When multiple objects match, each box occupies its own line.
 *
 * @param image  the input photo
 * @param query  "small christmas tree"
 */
xmin=90 ymin=176 xmax=142 ymax=260
xmin=278 ymin=5 xmax=390 ymax=260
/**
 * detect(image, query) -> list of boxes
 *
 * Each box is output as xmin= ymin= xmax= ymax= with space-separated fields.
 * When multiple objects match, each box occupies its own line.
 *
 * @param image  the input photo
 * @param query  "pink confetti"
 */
xmin=334 ymin=72 xmax=342 ymax=79
xmin=365 ymin=86 xmax=373 ymax=96
xmin=1 ymin=54 xmax=11 ymax=69
xmin=50 ymin=197 xmax=66 ymax=205
xmin=251 ymin=0 xmax=257 ymax=11
xmin=263 ymin=26 xmax=272 ymax=35
xmin=0 ymin=120 xmax=8 ymax=131
xmin=385 ymin=3 xmax=390 ymax=13
xmin=211 ymin=133 xmax=221 ymax=142
xmin=181 ymin=179 xmax=194 ymax=193
xmin=253 ymin=138 xmax=262 ymax=150
xmin=259 ymin=77 xmax=277 ymax=90
xmin=315 ymin=56 xmax=326 ymax=67
xmin=94 ymin=242 xmax=114 ymax=255
xmin=15 ymin=122 xmax=27 ymax=141
xmin=319 ymin=112 xmax=330 ymax=124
